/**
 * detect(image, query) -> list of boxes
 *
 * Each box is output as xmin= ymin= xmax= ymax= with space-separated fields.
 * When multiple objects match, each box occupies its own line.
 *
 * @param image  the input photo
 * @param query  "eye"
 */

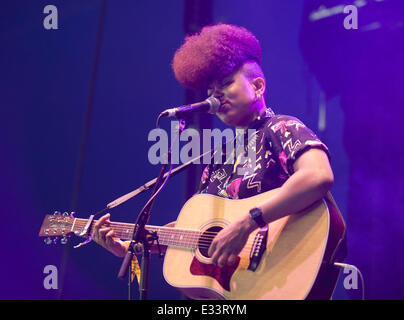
xmin=221 ymin=79 xmax=233 ymax=87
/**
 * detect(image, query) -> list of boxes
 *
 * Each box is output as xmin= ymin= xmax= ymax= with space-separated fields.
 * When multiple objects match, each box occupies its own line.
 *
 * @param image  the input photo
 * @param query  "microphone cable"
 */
xmin=334 ymin=262 xmax=365 ymax=300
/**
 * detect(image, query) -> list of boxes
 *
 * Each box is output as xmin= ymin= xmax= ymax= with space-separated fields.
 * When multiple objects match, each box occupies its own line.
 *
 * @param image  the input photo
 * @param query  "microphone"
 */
xmin=160 ymin=97 xmax=220 ymax=118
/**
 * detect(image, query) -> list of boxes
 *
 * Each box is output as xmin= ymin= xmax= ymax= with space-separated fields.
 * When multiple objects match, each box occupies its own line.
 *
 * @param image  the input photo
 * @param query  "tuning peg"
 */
xmin=44 ymin=237 xmax=52 ymax=245
xmin=53 ymin=211 xmax=61 ymax=216
xmin=70 ymin=212 xmax=76 ymax=218
xmin=61 ymin=237 xmax=68 ymax=245
xmin=62 ymin=212 xmax=69 ymax=216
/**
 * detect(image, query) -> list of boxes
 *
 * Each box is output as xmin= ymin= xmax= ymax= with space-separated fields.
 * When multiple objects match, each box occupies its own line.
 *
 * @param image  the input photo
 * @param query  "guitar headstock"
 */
xmin=39 ymin=211 xmax=75 ymax=245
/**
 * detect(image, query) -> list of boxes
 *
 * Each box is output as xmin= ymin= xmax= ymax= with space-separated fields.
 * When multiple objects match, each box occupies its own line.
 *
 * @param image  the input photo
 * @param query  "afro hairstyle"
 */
xmin=171 ymin=23 xmax=262 ymax=90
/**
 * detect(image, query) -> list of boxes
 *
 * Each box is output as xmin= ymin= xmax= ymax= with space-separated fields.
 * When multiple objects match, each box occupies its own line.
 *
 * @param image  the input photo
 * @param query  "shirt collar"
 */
xmin=247 ymin=107 xmax=275 ymax=131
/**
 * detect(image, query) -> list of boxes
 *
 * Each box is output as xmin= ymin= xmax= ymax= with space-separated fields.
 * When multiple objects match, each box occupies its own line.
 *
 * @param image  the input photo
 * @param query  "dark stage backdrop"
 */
xmin=1 ymin=1 xmax=403 ymax=300
xmin=1 ymin=0 xmax=185 ymax=300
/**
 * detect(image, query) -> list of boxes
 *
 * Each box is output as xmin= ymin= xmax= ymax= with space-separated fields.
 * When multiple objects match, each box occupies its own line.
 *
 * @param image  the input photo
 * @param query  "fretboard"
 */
xmin=72 ymin=218 xmax=202 ymax=249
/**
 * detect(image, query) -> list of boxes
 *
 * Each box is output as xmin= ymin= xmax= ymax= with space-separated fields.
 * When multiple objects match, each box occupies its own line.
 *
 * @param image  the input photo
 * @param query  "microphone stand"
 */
xmin=117 ymin=119 xmax=186 ymax=300
xmin=118 ymin=161 xmax=167 ymax=300
xmin=106 ymin=148 xmax=213 ymax=210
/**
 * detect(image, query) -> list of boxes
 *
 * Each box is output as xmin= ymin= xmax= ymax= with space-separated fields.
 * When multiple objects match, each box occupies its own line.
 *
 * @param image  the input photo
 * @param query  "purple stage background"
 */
xmin=1 ymin=0 xmax=403 ymax=300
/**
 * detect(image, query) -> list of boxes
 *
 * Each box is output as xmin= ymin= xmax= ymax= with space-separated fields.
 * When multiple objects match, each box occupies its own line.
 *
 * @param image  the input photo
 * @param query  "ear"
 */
xmin=251 ymin=77 xmax=266 ymax=96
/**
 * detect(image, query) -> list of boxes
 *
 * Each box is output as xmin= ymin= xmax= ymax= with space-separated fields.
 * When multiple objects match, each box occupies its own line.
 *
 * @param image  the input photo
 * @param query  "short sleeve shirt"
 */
xmin=198 ymin=109 xmax=330 ymax=199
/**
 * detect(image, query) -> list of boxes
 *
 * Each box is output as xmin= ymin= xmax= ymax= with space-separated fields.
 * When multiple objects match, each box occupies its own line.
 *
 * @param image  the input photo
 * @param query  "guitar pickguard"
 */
xmin=189 ymin=256 xmax=240 ymax=291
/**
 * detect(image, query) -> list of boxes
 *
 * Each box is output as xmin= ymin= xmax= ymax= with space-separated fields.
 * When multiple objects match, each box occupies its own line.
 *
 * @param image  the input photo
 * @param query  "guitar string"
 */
xmin=71 ymin=221 xmax=221 ymax=240
xmin=72 ymin=220 xmax=262 ymax=243
xmin=73 ymin=220 xmax=255 ymax=243
xmin=59 ymin=219 xmax=256 ymax=253
xmin=64 ymin=221 xmax=257 ymax=250
xmin=73 ymin=219 xmax=252 ymax=237
xmin=57 ymin=220 xmax=258 ymax=254
xmin=71 ymin=220 xmax=262 ymax=252
xmin=69 ymin=230 xmax=257 ymax=253
xmin=75 ymin=226 xmax=255 ymax=251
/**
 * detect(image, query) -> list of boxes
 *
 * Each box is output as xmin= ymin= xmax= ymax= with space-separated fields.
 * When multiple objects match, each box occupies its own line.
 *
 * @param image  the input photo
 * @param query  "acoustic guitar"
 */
xmin=39 ymin=188 xmax=345 ymax=300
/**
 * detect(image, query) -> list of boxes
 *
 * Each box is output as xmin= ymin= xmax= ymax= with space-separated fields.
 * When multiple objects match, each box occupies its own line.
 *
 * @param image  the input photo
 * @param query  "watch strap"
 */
xmin=249 ymin=207 xmax=267 ymax=228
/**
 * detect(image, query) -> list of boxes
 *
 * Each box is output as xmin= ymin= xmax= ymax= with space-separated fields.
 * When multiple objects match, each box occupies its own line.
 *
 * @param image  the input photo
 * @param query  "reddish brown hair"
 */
xmin=172 ymin=23 xmax=261 ymax=90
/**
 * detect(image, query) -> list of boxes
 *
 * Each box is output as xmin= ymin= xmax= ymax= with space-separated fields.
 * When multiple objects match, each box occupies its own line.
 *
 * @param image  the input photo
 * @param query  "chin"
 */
xmin=219 ymin=116 xmax=244 ymax=128
xmin=217 ymin=108 xmax=250 ymax=127
xmin=217 ymin=113 xmax=235 ymax=126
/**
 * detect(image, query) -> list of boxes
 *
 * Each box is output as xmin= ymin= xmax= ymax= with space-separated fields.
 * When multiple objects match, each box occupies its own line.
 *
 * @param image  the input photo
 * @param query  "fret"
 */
xmin=71 ymin=218 xmax=77 ymax=233
xmin=73 ymin=218 xmax=201 ymax=249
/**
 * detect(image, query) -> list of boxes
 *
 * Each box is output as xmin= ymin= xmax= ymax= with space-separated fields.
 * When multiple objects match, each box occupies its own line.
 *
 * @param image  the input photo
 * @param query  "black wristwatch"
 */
xmin=249 ymin=207 xmax=267 ymax=228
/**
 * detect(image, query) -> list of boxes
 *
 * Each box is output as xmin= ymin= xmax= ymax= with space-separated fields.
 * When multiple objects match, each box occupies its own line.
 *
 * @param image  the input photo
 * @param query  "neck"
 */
xmin=236 ymin=102 xmax=267 ymax=130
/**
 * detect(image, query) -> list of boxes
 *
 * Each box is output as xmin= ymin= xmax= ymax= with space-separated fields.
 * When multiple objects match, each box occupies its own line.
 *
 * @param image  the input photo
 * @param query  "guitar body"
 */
xmin=163 ymin=189 xmax=345 ymax=300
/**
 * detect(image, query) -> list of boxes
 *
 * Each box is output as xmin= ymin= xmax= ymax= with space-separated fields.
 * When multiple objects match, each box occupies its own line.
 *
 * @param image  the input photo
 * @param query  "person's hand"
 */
xmin=208 ymin=215 xmax=257 ymax=267
xmin=92 ymin=213 xmax=128 ymax=257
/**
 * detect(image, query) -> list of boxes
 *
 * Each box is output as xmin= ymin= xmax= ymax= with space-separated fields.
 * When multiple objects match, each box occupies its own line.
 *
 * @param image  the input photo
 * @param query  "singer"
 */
xmin=92 ymin=23 xmax=345 ymax=299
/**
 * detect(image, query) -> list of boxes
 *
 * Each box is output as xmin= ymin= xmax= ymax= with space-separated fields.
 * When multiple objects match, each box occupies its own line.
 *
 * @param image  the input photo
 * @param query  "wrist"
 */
xmin=241 ymin=213 xmax=259 ymax=234
xmin=113 ymin=240 xmax=129 ymax=258
xmin=248 ymin=207 xmax=267 ymax=229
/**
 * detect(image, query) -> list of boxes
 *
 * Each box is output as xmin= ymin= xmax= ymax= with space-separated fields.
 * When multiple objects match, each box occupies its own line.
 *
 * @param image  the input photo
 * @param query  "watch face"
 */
xmin=250 ymin=208 xmax=266 ymax=227
xmin=251 ymin=208 xmax=261 ymax=217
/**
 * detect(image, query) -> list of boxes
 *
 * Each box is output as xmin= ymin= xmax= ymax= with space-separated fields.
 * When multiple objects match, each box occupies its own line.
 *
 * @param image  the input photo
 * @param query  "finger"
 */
xmin=94 ymin=213 xmax=110 ymax=229
xmin=99 ymin=227 xmax=112 ymax=241
xmin=210 ymin=245 xmax=223 ymax=266
xmin=227 ymin=253 xmax=238 ymax=266
xmin=105 ymin=229 xmax=115 ymax=238
xmin=208 ymin=240 xmax=217 ymax=258
xmin=217 ymin=252 xmax=229 ymax=268
xmin=105 ymin=230 xmax=116 ymax=246
xmin=99 ymin=227 xmax=111 ymax=236
xmin=210 ymin=251 xmax=219 ymax=266
xmin=93 ymin=214 xmax=111 ymax=239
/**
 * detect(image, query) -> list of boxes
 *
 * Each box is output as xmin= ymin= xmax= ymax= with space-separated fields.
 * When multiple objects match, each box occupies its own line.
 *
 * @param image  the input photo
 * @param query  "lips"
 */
xmin=219 ymin=102 xmax=230 ymax=113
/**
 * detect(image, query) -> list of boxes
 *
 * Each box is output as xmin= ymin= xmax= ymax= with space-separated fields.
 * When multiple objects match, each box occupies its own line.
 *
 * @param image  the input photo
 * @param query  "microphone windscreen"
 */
xmin=206 ymin=97 xmax=220 ymax=114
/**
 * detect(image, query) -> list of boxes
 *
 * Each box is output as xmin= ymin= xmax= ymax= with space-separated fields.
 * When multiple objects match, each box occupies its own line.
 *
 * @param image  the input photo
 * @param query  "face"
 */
xmin=207 ymin=67 xmax=262 ymax=128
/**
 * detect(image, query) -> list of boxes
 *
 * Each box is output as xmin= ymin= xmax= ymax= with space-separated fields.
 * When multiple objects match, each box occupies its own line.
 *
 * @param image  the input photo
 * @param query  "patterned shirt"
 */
xmin=198 ymin=109 xmax=330 ymax=199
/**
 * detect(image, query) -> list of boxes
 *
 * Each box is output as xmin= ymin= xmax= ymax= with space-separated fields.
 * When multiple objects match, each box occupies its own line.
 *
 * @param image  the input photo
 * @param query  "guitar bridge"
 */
xmin=248 ymin=225 xmax=268 ymax=271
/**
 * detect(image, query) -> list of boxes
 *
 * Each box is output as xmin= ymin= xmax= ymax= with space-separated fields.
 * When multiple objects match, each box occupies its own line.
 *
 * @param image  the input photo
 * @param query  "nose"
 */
xmin=209 ymin=86 xmax=224 ymax=99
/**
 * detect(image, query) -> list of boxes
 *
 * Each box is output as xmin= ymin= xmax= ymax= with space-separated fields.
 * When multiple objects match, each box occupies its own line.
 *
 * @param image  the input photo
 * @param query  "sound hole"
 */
xmin=198 ymin=226 xmax=222 ymax=258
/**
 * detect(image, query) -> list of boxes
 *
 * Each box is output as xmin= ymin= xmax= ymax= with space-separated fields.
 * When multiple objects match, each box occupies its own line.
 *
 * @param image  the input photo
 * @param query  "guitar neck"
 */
xmin=72 ymin=218 xmax=200 ymax=249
